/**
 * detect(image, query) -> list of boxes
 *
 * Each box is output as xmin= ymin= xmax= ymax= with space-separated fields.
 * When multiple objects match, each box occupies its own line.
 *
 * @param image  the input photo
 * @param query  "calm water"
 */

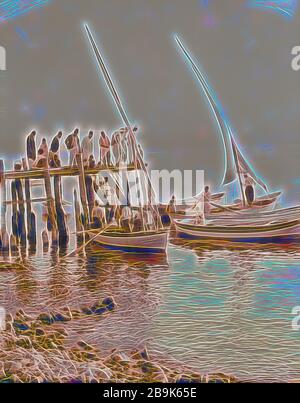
xmin=1 ymin=234 xmax=300 ymax=382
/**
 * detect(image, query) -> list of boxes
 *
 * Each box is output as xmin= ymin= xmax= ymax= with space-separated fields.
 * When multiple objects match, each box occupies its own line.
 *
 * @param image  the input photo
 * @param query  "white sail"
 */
xmin=175 ymin=35 xmax=269 ymax=193
xmin=230 ymin=131 xmax=268 ymax=192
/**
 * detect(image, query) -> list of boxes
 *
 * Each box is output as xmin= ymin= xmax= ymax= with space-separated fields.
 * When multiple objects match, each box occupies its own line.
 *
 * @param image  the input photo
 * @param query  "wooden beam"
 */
xmin=4 ymin=164 xmax=135 ymax=181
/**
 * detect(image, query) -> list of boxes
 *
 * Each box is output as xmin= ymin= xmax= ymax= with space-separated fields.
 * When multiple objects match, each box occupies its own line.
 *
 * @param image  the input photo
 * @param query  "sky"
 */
xmin=0 ymin=0 xmax=300 ymax=204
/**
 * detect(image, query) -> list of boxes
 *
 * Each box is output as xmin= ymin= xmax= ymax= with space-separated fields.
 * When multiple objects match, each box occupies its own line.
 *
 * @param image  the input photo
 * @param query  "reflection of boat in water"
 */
xmin=174 ymin=218 xmax=300 ymax=244
xmin=87 ymin=228 xmax=169 ymax=254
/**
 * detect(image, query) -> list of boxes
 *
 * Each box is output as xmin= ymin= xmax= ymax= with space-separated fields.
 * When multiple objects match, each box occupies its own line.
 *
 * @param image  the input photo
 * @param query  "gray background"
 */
xmin=0 ymin=0 xmax=299 ymax=203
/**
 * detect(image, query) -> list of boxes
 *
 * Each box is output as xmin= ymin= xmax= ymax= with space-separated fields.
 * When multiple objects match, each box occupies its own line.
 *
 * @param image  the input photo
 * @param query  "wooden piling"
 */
xmin=42 ymin=229 xmax=49 ymax=251
xmin=75 ymin=153 xmax=90 ymax=228
xmin=74 ymin=189 xmax=84 ymax=244
xmin=22 ymin=158 xmax=36 ymax=248
xmin=0 ymin=160 xmax=9 ymax=251
xmin=85 ymin=174 xmax=95 ymax=221
xmin=10 ymin=234 xmax=18 ymax=253
xmin=53 ymin=175 xmax=69 ymax=247
xmin=43 ymin=162 xmax=58 ymax=246
xmin=11 ymin=181 xmax=19 ymax=241
xmin=14 ymin=162 xmax=27 ymax=247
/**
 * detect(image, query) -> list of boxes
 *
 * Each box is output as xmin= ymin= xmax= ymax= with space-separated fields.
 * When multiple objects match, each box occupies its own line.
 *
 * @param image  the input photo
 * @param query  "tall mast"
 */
xmin=84 ymin=24 xmax=162 ymax=228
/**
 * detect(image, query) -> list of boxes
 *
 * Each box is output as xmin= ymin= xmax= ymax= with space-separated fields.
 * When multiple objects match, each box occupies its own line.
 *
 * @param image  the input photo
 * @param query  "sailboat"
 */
xmin=169 ymin=35 xmax=281 ymax=222
xmin=83 ymin=24 xmax=168 ymax=254
xmin=174 ymin=217 xmax=300 ymax=244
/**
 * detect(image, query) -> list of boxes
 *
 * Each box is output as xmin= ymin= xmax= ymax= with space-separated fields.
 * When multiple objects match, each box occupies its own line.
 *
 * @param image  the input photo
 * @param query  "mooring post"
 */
xmin=53 ymin=175 xmax=69 ymax=248
xmin=43 ymin=162 xmax=58 ymax=246
xmin=76 ymin=153 xmax=90 ymax=229
xmin=14 ymin=162 xmax=27 ymax=247
xmin=22 ymin=158 xmax=36 ymax=248
xmin=0 ymin=159 xmax=9 ymax=251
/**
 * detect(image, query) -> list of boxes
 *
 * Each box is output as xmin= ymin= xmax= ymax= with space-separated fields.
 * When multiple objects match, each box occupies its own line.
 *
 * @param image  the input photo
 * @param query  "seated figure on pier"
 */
xmin=49 ymin=131 xmax=63 ymax=167
xmin=26 ymin=130 xmax=37 ymax=169
xmin=33 ymin=138 xmax=48 ymax=168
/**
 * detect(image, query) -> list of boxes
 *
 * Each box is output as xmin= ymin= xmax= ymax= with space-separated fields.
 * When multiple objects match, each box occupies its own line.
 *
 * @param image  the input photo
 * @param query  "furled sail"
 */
xmin=174 ymin=34 xmax=268 ymax=193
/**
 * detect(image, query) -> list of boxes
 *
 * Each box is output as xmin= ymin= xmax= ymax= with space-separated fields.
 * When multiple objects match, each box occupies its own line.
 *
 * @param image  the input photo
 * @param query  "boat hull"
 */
xmin=88 ymin=230 xmax=169 ymax=253
xmin=169 ymin=192 xmax=282 ymax=223
xmin=174 ymin=219 xmax=300 ymax=244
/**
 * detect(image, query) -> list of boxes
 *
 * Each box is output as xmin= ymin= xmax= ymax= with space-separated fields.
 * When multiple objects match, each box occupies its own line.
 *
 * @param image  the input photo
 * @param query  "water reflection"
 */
xmin=0 ymin=235 xmax=300 ymax=381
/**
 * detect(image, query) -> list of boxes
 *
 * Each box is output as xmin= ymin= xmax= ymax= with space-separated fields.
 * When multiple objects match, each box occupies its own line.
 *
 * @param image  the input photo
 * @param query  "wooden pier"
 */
xmin=0 ymin=155 xmax=137 ymax=254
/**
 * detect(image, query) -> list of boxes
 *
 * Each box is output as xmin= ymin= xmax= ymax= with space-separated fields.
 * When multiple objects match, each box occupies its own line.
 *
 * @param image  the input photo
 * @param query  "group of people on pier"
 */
xmin=26 ymin=126 xmax=144 ymax=169
xmin=26 ymin=127 xmax=160 ymax=234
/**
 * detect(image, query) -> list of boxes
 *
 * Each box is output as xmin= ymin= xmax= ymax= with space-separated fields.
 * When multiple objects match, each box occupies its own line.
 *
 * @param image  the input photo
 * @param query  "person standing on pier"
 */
xmin=81 ymin=130 xmax=94 ymax=167
xmin=99 ymin=131 xmax=111 ymax=166
xmin=49 ymin=131 xmax=63 ymax=167
xmin=65 ymin=128 xmax=80 ymax=166
xmin=26 ymin=130 xmax=37 ymax=169
xmin=111 ymin=130 xmax=121 ymax=166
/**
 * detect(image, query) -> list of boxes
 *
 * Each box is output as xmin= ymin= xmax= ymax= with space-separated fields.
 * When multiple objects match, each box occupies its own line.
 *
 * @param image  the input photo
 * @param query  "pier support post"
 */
xmin=43 ymin=162 xmax=58 ymax=246
xmin=76 ymin=153 xmax=90 ymax=229
xmin=14 ymin=162 xmax=27 ymax=247
xmin=54 ymin=175 xmax=69 ymax=248
xmin=11 ymin=180 xmax=19 ymax=242
xmin=74 ymin=189 xmax=84 ymax=244
xmin=0 ymin=160 xmax=9 ymax=251
xmin=22 ymin=158 xmax=36 ymax=249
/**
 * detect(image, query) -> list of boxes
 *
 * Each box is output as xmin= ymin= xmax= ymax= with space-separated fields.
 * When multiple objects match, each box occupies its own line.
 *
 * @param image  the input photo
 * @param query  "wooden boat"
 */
xmin=87 ymin=228 xmax=169 ymax=254
xmin=174 ymin=218 xmax=300 ymax=244
xmin=169 ymin=191 xmax=282 ymax=222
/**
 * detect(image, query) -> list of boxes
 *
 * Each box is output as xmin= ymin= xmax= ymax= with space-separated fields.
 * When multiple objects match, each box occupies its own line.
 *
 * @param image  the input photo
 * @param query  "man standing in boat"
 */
xmin=244 ymin=174 xmax=255 ymax=206
xmin=203 ymin=186 xmax=212 ymax=214
xmin=167 ymin=195 xmax=176 ymax=213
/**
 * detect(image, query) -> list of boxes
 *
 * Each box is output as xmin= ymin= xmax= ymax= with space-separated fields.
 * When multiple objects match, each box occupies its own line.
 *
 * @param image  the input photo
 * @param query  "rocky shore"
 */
xmin=0 ymin=298 xmax=238 ymax=383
